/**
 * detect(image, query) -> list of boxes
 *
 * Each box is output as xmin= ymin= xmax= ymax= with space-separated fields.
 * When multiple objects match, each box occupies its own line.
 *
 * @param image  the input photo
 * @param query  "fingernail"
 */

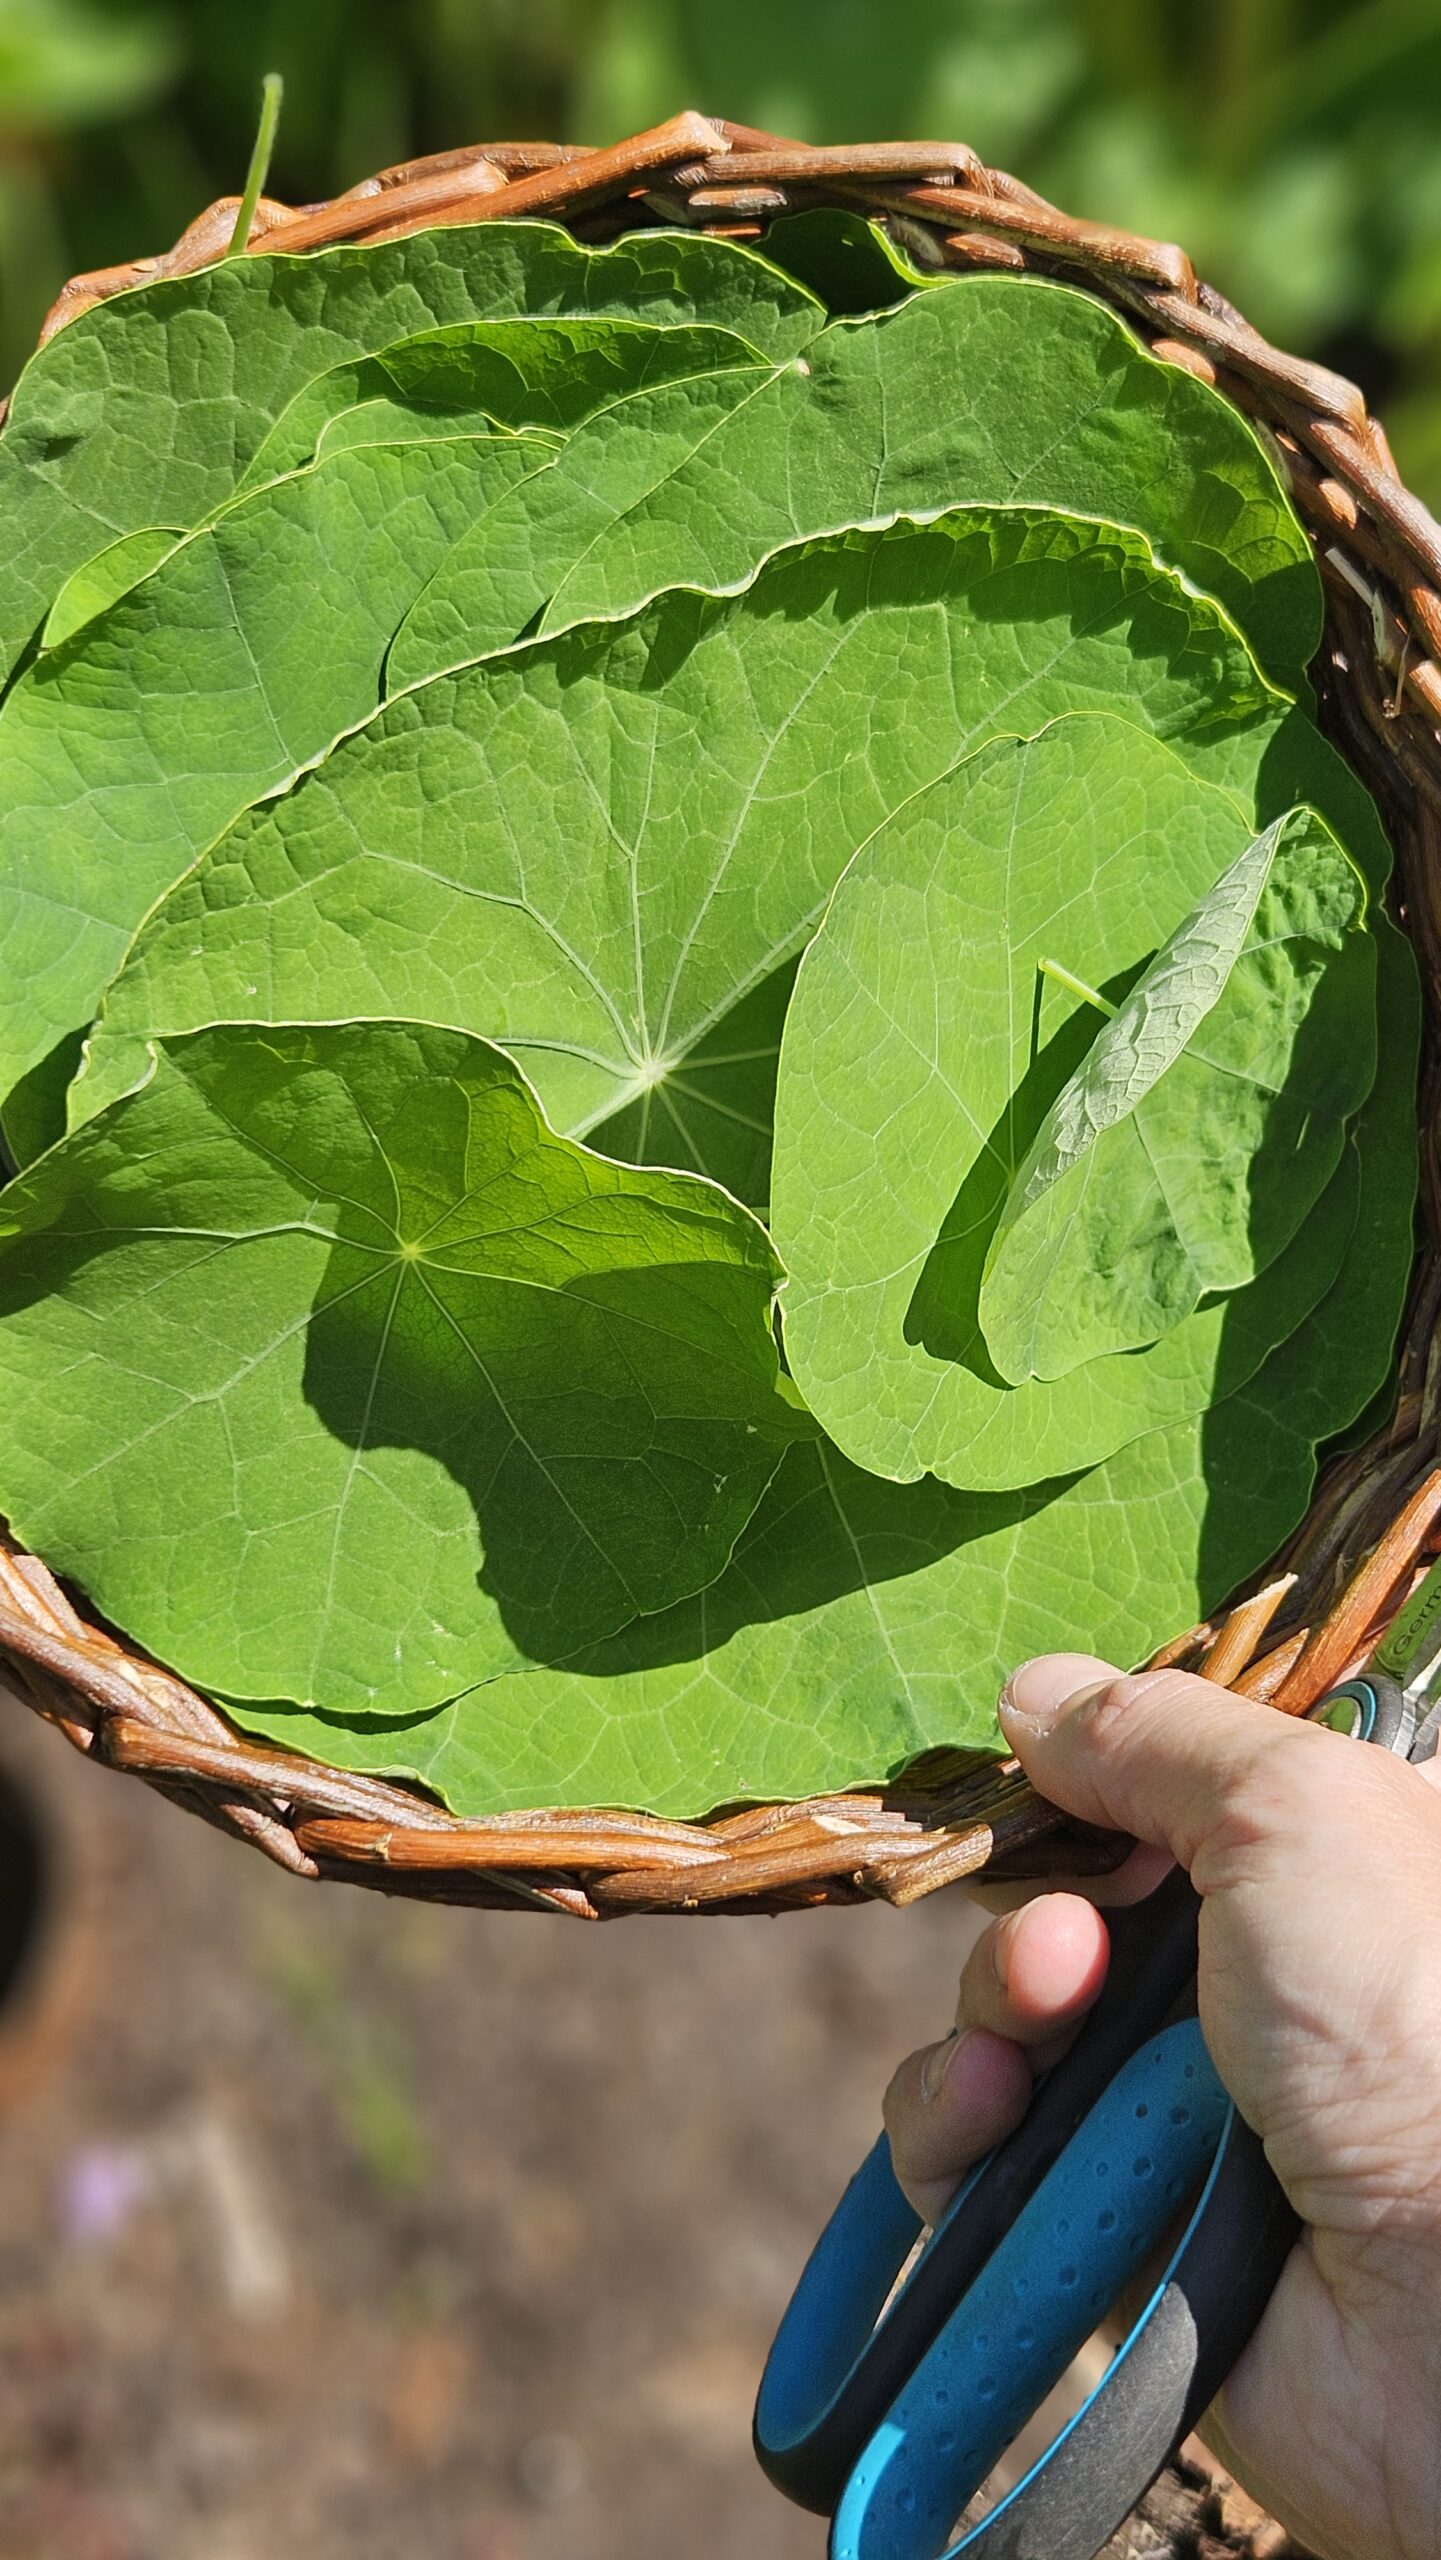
xmin=999 ymin=1654 xmax=1096 ymax=1733
xmin=999 ymin=1658 xmax=1065 ymax=1731
xmin=920 ymin=2028 xmax=961 ymax=2101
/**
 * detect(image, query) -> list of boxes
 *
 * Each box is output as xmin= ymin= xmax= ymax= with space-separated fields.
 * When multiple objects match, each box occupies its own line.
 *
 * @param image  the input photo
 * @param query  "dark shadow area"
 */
xmin=1192 ymin=909 xmax=1420 ymax=1613
xmin=299 ymin=1235 xmax=795 ymax=1673
xmin=1194 ymin=1372 xmax=1317 ymax=1641
xmin=1 ymin=1026 xmax=85 ymax=1170
xmin=1256 ymin=703 xmax=1388 ymax=859
xmin=283 ymin=1434 xmax=1075 ymax=1735
xmin=587 ymin=952 xmax=800 ymax=1211
xmin=905 ymin=955 xmax=1145 ymax=1380
xmin=1228 ymin=896 xmax=1372 ymax=1291
xmin=1315 ymin=1369 xmax=1401 ymax=1473
xmin=760 ymin=209 xmax=915 ymax=315
xmin=0 ymin=1761 xmax=50 ymax=2019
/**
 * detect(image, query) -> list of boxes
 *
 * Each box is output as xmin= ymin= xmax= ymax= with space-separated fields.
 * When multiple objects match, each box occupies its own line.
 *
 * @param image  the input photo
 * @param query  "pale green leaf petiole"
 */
xmin=226 ymin=71 xmax=284 ymax=259
xmin=1037 ymin=956 xmax=1118 ymax=1018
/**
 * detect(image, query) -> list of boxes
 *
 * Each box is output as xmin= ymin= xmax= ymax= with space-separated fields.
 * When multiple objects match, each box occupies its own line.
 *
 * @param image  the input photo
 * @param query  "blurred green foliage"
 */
xmin=1 ymin=0 xmax=1439 ymax=501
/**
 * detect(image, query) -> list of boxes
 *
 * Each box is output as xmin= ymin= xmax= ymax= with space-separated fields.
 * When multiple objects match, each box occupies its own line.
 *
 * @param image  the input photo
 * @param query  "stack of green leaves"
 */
xmin=0 ymin=207 xmax=1416 ymax=1817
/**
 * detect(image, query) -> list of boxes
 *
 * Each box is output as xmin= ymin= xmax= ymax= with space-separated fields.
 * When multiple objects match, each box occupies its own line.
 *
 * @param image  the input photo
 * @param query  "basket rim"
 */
xmin=5 ymin=112 xmax=1441 ymax=1917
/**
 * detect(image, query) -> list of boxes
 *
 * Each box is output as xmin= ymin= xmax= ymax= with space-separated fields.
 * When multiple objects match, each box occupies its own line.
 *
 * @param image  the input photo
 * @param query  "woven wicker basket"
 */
xmin=4 ymin=110 xmax=1440 ymax=1920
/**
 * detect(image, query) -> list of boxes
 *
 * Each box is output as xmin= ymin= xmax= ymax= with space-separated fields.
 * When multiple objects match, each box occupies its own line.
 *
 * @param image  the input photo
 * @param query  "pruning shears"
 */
xmin=754 ymin=1573 xmax=1441 ymax=2560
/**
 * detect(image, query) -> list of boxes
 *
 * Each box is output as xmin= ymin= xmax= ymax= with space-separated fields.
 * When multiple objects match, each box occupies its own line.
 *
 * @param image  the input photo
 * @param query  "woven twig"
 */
xmin=3 ymin=116 xmax=1440 ymax=1915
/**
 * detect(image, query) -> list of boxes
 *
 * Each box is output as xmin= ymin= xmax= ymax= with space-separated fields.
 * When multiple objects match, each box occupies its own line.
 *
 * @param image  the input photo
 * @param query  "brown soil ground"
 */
xmin=0 ymin=1694 xmax=1303 ymax=2560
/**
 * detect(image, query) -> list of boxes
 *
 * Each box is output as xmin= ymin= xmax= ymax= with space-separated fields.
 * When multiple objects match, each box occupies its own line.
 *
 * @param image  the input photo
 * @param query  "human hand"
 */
xmin=883 ymin=1654 xmax=1441 ymax=2560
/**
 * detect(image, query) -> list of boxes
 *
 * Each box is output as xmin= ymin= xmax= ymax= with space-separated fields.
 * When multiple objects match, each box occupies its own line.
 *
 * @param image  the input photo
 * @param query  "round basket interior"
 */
xmin=2 ymin=112 xmax=1440 ymax=1917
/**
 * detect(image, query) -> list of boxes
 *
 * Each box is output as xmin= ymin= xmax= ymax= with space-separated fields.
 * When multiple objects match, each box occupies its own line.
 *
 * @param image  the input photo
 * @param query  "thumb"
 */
xmin=997 ymin=1651 xmax=1427 ymax=1902
xmin=996 ymin=1653 xmax=1441 ymax=2245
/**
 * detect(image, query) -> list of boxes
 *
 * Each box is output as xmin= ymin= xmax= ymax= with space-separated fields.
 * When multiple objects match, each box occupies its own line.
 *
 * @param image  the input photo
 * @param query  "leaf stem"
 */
xmin=227 ymin=72 xmax=284 ymax=259
xmin=1037 ymin=956 xmax=1117 ymax=1018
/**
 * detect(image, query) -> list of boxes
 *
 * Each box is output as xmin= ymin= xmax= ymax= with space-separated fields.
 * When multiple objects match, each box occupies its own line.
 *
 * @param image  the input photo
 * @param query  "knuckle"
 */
xmin=1068 ymin=1670 xmax=1166 ymax=1746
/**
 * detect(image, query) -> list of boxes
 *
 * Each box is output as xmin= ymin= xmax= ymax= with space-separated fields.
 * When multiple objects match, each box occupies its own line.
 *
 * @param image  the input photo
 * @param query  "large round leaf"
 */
xmin=242 ymin=951 xmax=1414 ymax=1820
xmin=0 ymin=316 xmax=783 ymax=1160
xmin=226 ymin=916 xmax=1416 ymax=1819
xmin=0 ymin=1022 xmax=808 ymax=1716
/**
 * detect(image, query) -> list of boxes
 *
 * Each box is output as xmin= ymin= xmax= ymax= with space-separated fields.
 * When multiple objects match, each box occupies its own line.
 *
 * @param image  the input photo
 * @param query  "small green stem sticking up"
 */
xmin=227 ymin=72 xmax=285 ymax=259
xmin=1037 ymin=955 xmax=1118 ymax=1018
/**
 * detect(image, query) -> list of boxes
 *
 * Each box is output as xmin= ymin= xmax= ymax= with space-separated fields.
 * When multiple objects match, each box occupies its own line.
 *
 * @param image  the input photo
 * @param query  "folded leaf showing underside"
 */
xmin=0 ymin=1022 xmax=807 ymax=1716
xmin=978 ymin=810 xmax=1375 ymax=1383
xmin=77 ymin=509 xmax=1286 ymax=1201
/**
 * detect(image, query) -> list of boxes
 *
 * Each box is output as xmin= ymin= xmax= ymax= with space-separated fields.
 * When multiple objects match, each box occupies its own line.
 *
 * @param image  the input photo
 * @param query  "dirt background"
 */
xmin=0 ymin=1689 xmax=990 ymax=2560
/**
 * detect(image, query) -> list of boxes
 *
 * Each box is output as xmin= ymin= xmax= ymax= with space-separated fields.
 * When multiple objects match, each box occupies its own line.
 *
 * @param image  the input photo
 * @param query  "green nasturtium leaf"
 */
xmin=76 ymin=509 xmax=1286 ymax=1203
xmin=30 ymin=307 xmax=784 ymax=638
xmin=391 ymin=273 xmax=1319 ymax=691
xmin=0 ymin=220 xmax=825 ymax=681
xmin=770 ymin=717 xmax=1385 ymax=1488
xmin=0 ymin=1022 xmax=809 ymax=1718
xmin=979 ymin=809 xmax=1375 ymax=1384
xmin=0 ymin=314 xmax=815 ymax=1163
xmin=0 ymin=314 xmax=803 ymax=1159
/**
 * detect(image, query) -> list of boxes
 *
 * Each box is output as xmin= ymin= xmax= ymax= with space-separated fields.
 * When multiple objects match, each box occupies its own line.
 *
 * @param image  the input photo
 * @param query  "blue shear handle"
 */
xmin=756 ymin=2133 xmax=923 ymax=2478
xmin=830 ymin=2019 xmax=1228 ymax=2560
